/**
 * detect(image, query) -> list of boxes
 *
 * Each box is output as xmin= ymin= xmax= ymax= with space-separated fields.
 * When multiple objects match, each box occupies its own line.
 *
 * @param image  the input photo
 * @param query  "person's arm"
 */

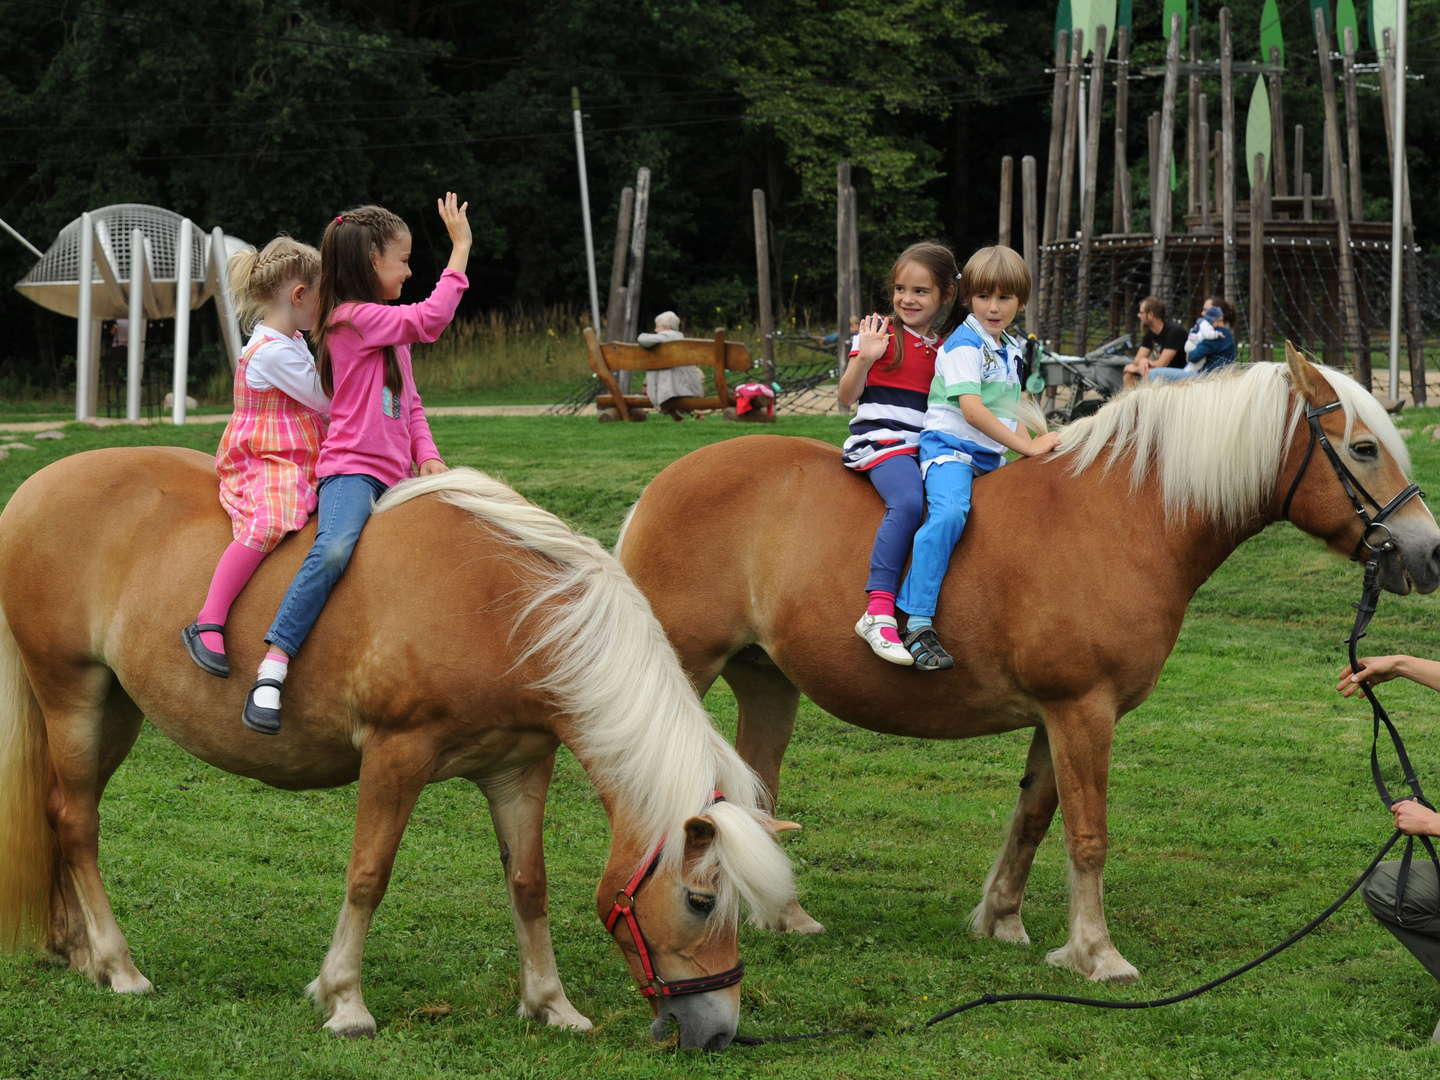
xmin=1392 ymin=798 xmax=1440 ymax=837
xmin=408 ymin=387 xmax=444 ymax=474
xmin=1154 ymin=346 xmax=1179 ymax=369
xmin=836 ymin=314 xmax=891 ymax=411
xmin=957 ymin=396 xmax=1060 ymax=456
xmin=1337 ymin=654 xmax=1440 ymax=696
xmin=1187 ymin=332 xmax=1229 ymax=364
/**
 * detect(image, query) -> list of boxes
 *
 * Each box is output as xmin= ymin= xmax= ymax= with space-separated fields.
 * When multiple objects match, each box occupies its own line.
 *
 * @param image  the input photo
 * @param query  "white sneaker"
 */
xmin=854 ymin=613 xmax=914 ymax=666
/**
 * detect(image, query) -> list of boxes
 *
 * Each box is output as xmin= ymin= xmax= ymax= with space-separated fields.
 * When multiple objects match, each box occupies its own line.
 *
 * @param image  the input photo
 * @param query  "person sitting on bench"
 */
xmin=639 ymin=311 xmax=702 ymax=420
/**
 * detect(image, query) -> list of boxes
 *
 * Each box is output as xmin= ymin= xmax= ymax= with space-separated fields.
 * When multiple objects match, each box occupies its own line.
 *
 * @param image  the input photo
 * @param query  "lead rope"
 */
xmin=734 ymin=561 xmax=1423 ymax=1047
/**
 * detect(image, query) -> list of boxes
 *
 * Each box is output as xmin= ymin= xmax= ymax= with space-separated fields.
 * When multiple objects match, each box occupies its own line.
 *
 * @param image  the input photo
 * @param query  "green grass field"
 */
xmin=3 ymin=412 xmax=1440 ymax=1078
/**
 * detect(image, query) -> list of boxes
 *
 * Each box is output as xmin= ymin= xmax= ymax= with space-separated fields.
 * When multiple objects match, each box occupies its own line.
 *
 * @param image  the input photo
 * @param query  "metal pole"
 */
xmin=0 ymin=216 xmax=43 ymax=258
xmin=571 ymin=87 xmax=603 ymax=337
xmin=127 ymin=228 xmax=146 ymax=421
xmin=1389 ymin=0 xmax=1408 ymax=399
xmin=76 ymin=212 xmax=95 ymax=421
xmin=172 ymin=217 xmax=193 ymax=425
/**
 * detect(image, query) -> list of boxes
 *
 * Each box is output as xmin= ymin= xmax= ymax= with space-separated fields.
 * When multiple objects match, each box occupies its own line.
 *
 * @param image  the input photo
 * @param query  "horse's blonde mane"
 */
xmin=1053 ymin=361 xmax=1409 ymax=529
xmin=375 ymin=469 xmax=792 ymax=928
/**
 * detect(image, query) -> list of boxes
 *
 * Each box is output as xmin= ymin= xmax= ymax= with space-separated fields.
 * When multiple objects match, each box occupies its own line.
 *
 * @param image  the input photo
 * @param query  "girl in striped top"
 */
xmin=838 ymin=241 xmax=960 ymax=666
xmin=182 ymin=236 xmax=328 ymax=680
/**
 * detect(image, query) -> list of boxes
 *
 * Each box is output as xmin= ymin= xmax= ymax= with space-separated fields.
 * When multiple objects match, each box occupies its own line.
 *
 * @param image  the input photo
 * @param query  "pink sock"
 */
xmin=865 ymin=591 xmax=902 ymax=644
xmin=196 ymin=542 xmax=267 ymax=653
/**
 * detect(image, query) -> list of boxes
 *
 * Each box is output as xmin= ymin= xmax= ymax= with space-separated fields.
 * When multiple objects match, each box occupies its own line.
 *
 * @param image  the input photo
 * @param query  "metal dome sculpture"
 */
xmin=13 ymin=204 xmax=250 ymax=422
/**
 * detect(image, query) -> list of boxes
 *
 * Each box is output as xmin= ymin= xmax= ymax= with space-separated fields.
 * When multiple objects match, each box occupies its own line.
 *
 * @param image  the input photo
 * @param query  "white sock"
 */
xmin=253 ymin=655 xmax=289 ymax=710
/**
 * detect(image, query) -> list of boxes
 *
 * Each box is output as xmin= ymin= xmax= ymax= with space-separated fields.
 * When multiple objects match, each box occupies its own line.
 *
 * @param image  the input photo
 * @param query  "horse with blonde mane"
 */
xmin=617 ymin=347 xmax=1440 ymax=983
xmin=0 ymin=460 xmax=795 ymax=1051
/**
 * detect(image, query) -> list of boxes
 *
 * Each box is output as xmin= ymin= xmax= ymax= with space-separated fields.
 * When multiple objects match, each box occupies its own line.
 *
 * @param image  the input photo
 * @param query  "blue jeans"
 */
xmin=863 ymin=453 xmax=924 ymax=594
xmin=1148 ymin=366 xmax=1197 ymax=383
xmin=265 ymin=473 xmax=387 ymax=656
xmin=896 ymin=431 xmax=1002 ymax=620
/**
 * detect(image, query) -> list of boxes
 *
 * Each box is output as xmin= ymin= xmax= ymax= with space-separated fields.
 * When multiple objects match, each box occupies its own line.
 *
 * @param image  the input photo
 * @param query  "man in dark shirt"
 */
xmin=1122 ymin=296 xmax=1187 ymax=388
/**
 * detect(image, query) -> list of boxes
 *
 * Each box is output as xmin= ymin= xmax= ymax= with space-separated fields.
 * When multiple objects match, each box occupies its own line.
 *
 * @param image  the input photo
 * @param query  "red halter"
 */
xmin=602 ymin=793 xmax=745 ymax=999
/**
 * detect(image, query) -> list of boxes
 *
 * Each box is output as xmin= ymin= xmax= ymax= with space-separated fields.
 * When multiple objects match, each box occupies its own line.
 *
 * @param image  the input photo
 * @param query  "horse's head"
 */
xmin=1281 ymin=343 xmax=1440 ymax=594
xmin=597 ymin=801 xmax=793 ymax=1051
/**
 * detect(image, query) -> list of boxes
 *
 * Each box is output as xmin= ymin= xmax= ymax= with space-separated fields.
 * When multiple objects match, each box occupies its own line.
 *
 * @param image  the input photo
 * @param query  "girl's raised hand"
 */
xmin=855 ymin=313 xmax=890 ymax=364
xmin=437 ymin=191 xmax=472 ymax=250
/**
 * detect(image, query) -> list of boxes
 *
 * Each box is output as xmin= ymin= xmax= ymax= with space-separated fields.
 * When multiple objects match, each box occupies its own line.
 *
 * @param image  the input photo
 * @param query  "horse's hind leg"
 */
xmin=36 ymin=665 xmax=150 ymax=992
xmin=1040 ymin=700 xmax=1139 ymax=983
xmin=722 ymin=653 xmax=823 ymax=934
xmin=476 ymin=752 xmax=591 ymax=1031
xmin=970 ymin=726 xmax=1059 ymax=946
xmin=308 ymin=734 xmax=434 ymax=1037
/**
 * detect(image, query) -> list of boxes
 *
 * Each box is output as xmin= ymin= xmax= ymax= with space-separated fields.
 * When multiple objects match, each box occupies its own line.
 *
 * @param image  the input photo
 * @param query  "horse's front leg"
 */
xmin=970 ymin=725 xmax=1058 ymax=945
xmin=476 ymin=753 xmax=592 ymax=1031
xmin=1041 ymin=701 xmax=1139 ymax=983
xmin=307 ymin=734 xmax=434 ymax=1036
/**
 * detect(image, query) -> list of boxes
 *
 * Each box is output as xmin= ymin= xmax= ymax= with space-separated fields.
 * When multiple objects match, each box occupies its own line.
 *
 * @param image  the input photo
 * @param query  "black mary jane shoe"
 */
xmin=903 ymin=626 xmax=956 ymax=672
xmin=181 ymin=622 xmax=230 ymax=678
xmin=242 ymin=679 xmax=284 ymax=736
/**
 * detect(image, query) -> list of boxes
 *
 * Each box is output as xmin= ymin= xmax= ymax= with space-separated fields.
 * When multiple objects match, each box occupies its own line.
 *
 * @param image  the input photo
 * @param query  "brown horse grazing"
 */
xmin=0 ymin=456 xmax=795 ymax=1051
xmin=617 ymin=347 xmax=1440 ymax=983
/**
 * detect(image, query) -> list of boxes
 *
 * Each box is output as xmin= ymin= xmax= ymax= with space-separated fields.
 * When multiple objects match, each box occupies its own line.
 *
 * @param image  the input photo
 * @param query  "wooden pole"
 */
xmin=1076 ymin=25 xmax=1107 ymax=354
xmin=1268 ymin=46 xmax=1288 ymax=202
xmin=1022 ymin=154 xmax=1039 ymax=335
xmin=1152 ymin=17 xmax=1182 ymax=296
xmin=1342 ymin=27 xmax=1363 ymax=221
xmin=1221 ymin=7 xmax=1238 ymax=307
xmin=998 ymin=155 xmax=1014 ymax=247
xmin=1051 ymin=29 xmax=1084 ymax=345
xmin=1250 ymin=152 xmax=1267 ymax=361
xmin=752 ymin=188 xmax=776 ymax=382
xmin=1040 ymin=31 xmax=1070 ymax=338
xmin=1302 ymin=171 xmax=1313 ymax=220
xmin=847 ymin=184 xmax=861 ymax=321
xmin=1380 ymin=29 xmax=1426 ymax=404
xmin=621 ymin=167 xmax=650 ymax=342
xmin=1199 ymin=95 xmax=1212 ymax=229
xmin=604 ymin=185 xmax=634 ymax=342
xmin=1187 ymin=25 xmax=1201 ymax=216
xmin=1314 ymin=7 xmax=1364 ymax=379
xmin=1292 ymin=124 xmax=1304 ymax=197
xmin=1113 ymin=25 xmax=1132 ymax=233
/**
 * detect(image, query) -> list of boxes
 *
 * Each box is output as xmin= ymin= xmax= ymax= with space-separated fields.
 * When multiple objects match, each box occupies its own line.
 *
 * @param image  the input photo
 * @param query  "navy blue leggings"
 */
xmin=863 ymin=453 xmax=925 ymax=594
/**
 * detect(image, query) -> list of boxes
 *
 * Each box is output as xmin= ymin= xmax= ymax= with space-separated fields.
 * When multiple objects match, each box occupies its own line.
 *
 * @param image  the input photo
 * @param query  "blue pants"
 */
xmin=896 ymin=432 xmax=1001 ymax=619
xmin=863 ymin=453 xmax=924 ymax=594
xmin=265 ymin=473 xmax=387 ymax=656
xmin=1148 ymin=366 xmax=1197 ymax=384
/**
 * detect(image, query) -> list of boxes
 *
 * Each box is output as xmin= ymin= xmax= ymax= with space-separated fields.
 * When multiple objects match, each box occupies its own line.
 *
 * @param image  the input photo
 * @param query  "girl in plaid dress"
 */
xmin=181 ymin=237 xmax=328 ymax=678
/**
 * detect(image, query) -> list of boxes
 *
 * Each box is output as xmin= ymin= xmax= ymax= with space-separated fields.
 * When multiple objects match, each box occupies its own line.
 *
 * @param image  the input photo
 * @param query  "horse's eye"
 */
xmin=686 ymin=891 xmax=716 ymax=915
xmin=1351 ymin=440 xmax=1379 ymax=461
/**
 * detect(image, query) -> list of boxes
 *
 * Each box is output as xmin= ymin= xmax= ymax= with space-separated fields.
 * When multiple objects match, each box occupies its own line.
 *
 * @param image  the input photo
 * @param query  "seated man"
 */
xmin=1122 ymin=296 xmax=1186 ymax=388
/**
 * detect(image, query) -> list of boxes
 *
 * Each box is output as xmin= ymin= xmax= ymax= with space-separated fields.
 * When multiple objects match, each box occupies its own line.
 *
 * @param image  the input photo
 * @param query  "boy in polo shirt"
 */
xmin=895 ymin=246 xmax=1060 ymax=670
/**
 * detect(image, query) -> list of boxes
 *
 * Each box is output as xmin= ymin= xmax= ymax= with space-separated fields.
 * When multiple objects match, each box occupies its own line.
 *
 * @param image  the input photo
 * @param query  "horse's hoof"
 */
xmin=972 ymin=911 xmax=1030 ymax=945
xmin=1045 ymin=943 xmax=1140 ymax=983
xmin=519 ymin=1000 xmax=593 ymax=1031
xmin=326 ymin=1022 xmax=376 ymax=1039
xmin=109 ymin=970 xmax=154 ymax=995
xmin=774 ymin=899 xmax=825 ymax=934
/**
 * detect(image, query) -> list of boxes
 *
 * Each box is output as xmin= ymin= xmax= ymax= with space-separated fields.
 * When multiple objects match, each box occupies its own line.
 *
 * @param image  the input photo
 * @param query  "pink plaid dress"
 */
xmin=216 ymin=335 xmax=325 ymax=552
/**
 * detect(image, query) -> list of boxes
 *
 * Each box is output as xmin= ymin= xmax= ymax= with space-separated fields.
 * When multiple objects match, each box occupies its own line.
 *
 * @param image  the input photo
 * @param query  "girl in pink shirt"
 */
xmin=242 ymin=194 xmax=471 ymax=735
xmin=182 ymin=236 xmax=327 ymax=679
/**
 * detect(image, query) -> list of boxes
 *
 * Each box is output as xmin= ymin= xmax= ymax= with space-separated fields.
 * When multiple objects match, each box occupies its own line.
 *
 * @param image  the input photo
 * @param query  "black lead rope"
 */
xmin=734 ymin=560 xmax=1426 ymax=1048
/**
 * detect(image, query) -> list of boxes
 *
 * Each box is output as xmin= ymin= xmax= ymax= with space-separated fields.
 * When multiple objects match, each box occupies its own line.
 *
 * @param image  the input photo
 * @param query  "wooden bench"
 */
xmin=583 ymin=327 xmax=752 ymax=422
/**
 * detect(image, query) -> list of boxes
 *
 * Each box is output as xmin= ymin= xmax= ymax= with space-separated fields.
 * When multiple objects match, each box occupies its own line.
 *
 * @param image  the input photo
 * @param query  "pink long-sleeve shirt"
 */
xmin=317 ymin=269 xmax=468 ymax=488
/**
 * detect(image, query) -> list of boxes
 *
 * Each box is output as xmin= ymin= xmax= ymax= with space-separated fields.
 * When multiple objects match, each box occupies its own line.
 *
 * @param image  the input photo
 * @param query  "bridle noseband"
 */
xmin=1279 ymin=399 xmax=1423 ymax=560
xmin=603 ymin=793 xmax=744 ymax=999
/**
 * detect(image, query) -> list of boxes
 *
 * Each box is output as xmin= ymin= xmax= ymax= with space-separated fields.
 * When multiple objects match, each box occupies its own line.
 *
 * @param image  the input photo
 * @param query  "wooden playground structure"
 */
xmin=996 ymin=2 xmax=1425 ymax=401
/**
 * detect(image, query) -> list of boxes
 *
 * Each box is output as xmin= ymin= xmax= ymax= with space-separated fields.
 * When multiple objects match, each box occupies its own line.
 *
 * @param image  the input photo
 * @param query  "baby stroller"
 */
xmin=1020 ymin=334 xmax=1132 ymax=426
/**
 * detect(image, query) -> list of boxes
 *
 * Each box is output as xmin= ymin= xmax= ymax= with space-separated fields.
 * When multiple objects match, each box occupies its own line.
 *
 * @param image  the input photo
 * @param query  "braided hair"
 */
xmin=227 ymin=236 xmax=320 ymax=333
xmin=313 ymin=205 xmax=410 ymax=397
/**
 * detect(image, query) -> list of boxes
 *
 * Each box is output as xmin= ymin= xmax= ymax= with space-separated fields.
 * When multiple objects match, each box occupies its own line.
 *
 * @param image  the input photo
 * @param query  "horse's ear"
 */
xmin=1285 ymin=340 xmax=1328 ymax=402
xmin=683 ymin=816 xmax=716 ymax=855
xmin=768 ymin=819 xmax=802 ymax=836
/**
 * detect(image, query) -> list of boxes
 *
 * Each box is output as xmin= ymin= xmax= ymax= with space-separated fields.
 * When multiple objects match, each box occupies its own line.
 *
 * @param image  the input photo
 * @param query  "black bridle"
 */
xmin=1279 ymin=399 xmax=1424 ymax=561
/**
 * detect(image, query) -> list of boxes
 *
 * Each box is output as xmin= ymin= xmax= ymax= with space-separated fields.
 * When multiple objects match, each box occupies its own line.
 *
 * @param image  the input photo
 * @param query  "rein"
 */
xmin=735 ymin=397 xmax=1434 ymax=1047
xmin=603 ymin=793 xmax=745 ymax=999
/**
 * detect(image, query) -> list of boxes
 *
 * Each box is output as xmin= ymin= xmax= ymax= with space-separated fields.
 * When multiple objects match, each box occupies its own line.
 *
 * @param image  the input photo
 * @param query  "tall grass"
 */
xmin=411 ymin=306 xmax=593 ymax=404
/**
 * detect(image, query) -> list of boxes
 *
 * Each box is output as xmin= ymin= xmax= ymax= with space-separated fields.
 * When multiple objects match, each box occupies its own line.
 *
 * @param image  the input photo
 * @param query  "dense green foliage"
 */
xmin=2 ymin=412 xmax=1440 ymax=1076
xmin=2 ymin=0 xmax=1438 ymax=391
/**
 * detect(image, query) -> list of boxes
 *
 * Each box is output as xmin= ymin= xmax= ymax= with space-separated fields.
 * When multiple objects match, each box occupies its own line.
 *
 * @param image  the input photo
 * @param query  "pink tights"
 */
xmin=196 ymin=542 xmax=267 ymax=653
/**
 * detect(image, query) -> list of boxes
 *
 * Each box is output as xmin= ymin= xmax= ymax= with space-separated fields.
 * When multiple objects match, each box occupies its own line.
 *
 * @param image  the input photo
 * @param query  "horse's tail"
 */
xmin=0 ymin=603 xmax=54 ymax=952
